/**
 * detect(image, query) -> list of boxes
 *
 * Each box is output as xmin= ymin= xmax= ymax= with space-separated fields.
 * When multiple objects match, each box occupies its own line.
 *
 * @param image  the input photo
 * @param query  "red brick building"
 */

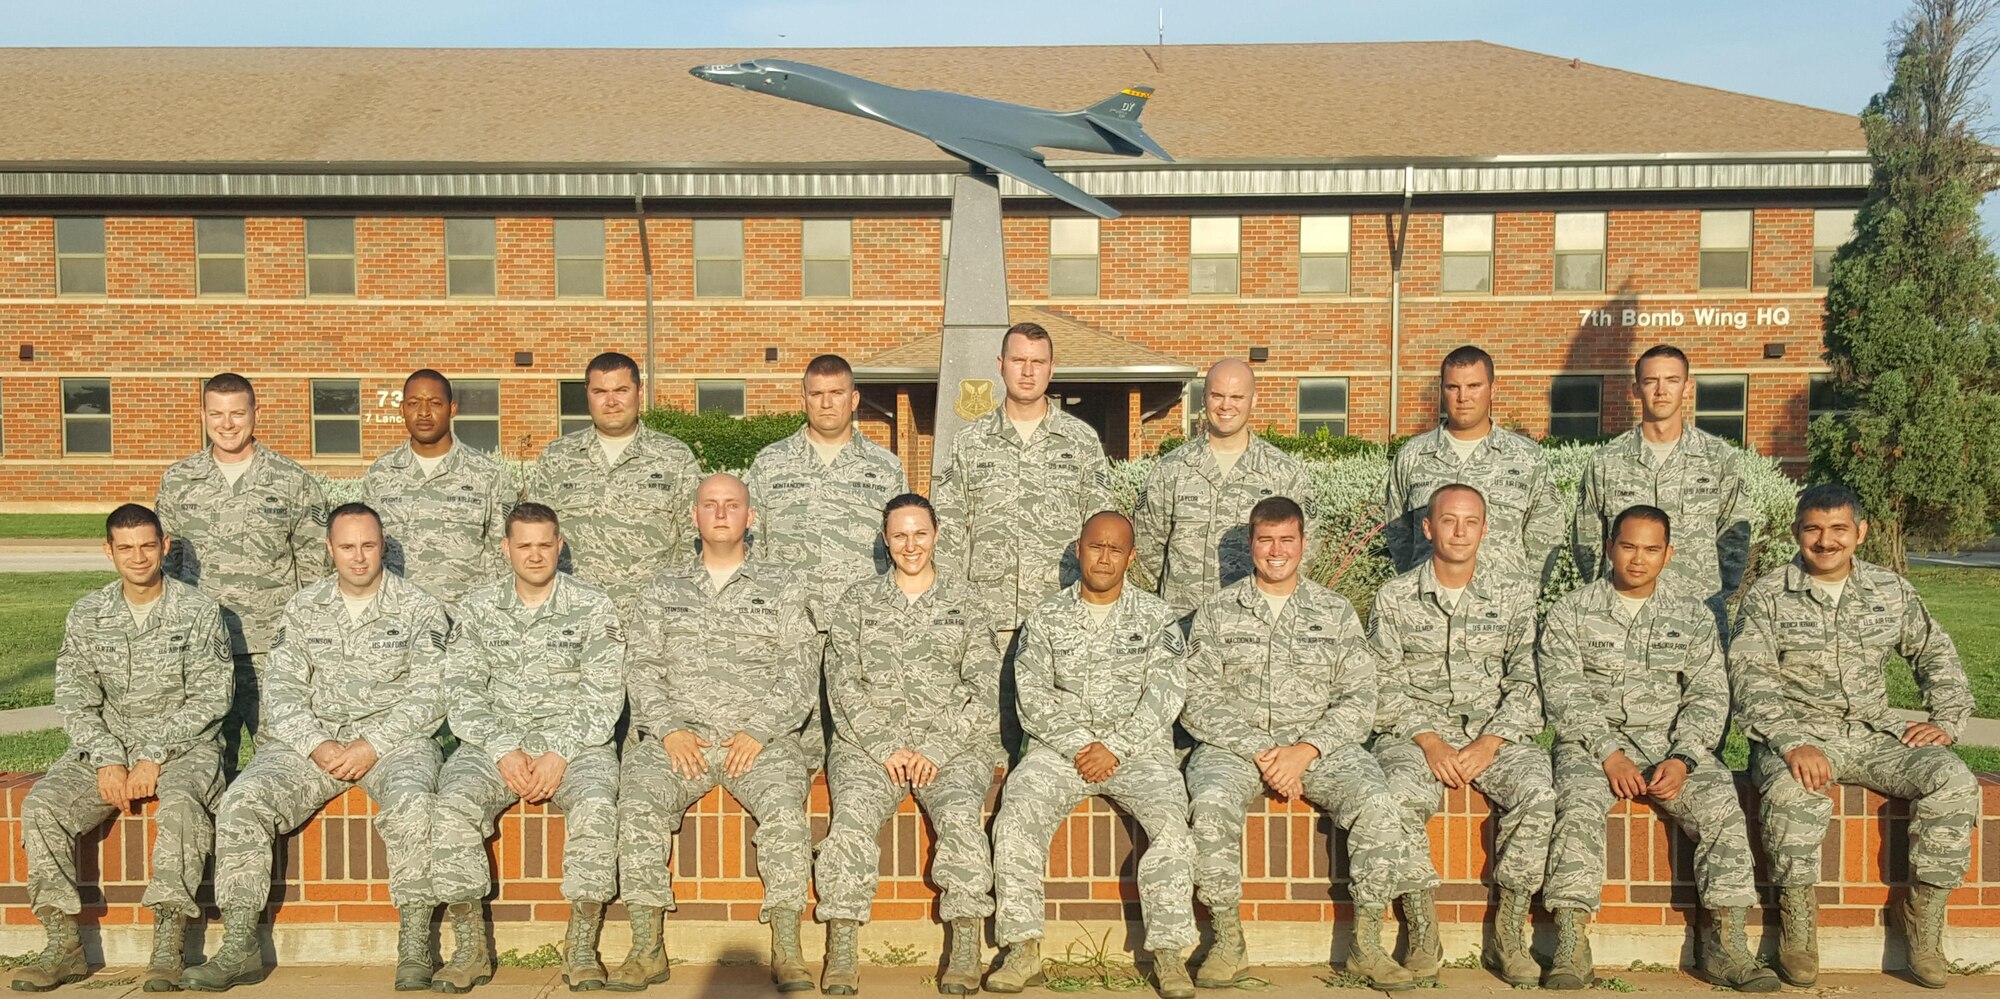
xmin=0 ymin=43 xmax=1865 ymax=506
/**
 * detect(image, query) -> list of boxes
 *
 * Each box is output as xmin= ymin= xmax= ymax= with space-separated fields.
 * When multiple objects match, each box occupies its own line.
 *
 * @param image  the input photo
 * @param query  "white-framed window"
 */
xmin=453 ymin=380 xmax=501 ymax=453
xmin=558 ymin=380 xmax=592 ymax=436
xmin=446 ymin=218 xmax=497 ymax=297
xmin=694 ymin=218 xmax=744 ymax=297
xmin=195 ymin=218 xmax=246 ymax=296
xmin=939 ymin=218 xmax=951 ymax=290
xmin=1297 ymin=378 xmax=1348 ymax=436
xmin=1699 ymin=210 xmax=1752 ymax=290
xmin=311 ymin=379 xmax=362 ymax=456
xmin=1548 ymin=376 xmax=1603 ymax=440
xmin=1693 ymin=375 xmax=1747 ymax=443
xmin=696 ymin=380 xmax=746 ymax=417
xmin=61 ymin=379 xmax=111 ymax=455
xmin=1813 ymin=208 xmax=1858 ymax=288
xmin=1299 ymin=215 xmax=1351 ymax=295
xmin=801 ymin=219 xmax=852 ymax=298
xmin=305 ymin=218 xmax=356 ymax=297
xmin=1183 ymin=375 xmax=1206 ymax=437
xmin=54 ymin=217 xmax=106 ymax=296
xmin=1553 ymin=212 xmax=1606 ymax=293
xmin=1440 ymin=214 xmax=1493 ymax=294
xmin=555 ymin=219 xmax=606 ymax=298
xmin=1189 ymin=217 xmax=1240 ymax=295
xmin=1049 ymin=217 xmax=1099 ymax=297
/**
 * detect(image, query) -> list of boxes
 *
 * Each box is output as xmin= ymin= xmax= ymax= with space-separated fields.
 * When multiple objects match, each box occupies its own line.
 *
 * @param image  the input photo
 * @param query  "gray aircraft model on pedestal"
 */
xmin=690 ymin=59 xmax=1172 ymax=219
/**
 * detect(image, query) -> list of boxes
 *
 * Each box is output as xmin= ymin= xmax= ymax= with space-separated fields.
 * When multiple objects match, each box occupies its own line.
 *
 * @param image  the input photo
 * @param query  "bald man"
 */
xmin=1135 ymin=359 xmax=1313 ymax=620
xmin=986 ymin=512 xmax=1198 ymax=998
xmin=612 ymin=474 xmax=821 ymax=993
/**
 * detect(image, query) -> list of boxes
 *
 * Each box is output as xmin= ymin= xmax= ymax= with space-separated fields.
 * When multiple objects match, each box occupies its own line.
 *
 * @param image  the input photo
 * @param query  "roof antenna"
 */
xmin=1141 ymin=8 xmax=1164 ymax=73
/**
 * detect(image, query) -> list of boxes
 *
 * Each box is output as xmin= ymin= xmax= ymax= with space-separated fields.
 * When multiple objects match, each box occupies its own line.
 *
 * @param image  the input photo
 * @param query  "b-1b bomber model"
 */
xmin=691 ymin=59 xmax=1173 ymax=219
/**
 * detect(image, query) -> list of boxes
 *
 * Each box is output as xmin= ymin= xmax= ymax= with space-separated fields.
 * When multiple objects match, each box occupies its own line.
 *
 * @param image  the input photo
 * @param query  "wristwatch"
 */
xmin=1666 ymin=752 xmax=1699 ymax=773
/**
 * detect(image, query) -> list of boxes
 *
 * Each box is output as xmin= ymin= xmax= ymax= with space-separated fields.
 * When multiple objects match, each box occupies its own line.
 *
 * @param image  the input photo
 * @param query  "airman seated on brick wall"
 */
xmin=182 ymin=502 xmax=451 ymax=993
xmin=813 ymin=493 xmax=1001 ymax=996
xmin=1731 ymin=483 xmax=1979 ymax=990
xmin=1182 ymin=496 xmax=1436 ymax=992
xmin=986 ymin=511 xmax=1198 ymax=999
xmin=615 ymin=473 xmax=821 ymax=993
xmin=430 ymin=502 xmax=626 ymax=993
xmin=1539 ymin=505 xmax=1777 ymax=993
xmin=14 ymin=504 xmax=232 ymax=994
xmin=1368 ymin=483 xmax=1553 ymax=988
xmin=358 ymin=368 xmax=517 ymax=607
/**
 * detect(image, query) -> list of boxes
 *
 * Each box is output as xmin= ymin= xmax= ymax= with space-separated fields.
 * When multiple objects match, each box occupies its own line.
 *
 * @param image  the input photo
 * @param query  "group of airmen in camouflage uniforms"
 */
xmin=14 ymin=326 xmax=1979 ymax=998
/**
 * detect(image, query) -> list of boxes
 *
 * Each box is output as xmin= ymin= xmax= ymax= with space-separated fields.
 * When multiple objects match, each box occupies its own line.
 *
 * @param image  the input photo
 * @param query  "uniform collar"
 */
xmin=192 ymin=440 xmax=270 ymax=488
xmin=95 ymin=577 xmax=180 ymax=632
xmin=1416 ymin=560 xmax=1489 ymax=604
xmin=382 ymin=440 xmax=464 ymax=476
xmin=1782 ymin=557 xmax=1884 ymax=597
xmin=877 ymin=571 xmax=940 ymax=613
xmin=979 ymin=400 xmax=1075 ymax=447
xmin=1412 ymin=423 xmax=1499 ymax=459
xmin=495 ymin=573 xmax=573 ymax=615
xmin=313 ymin=571 xmax=408 ymax=622
xmin=1186 ymin=432 xmax=1278 ymax=481
xmin=785 ymin=426 xmax=868 ymax=466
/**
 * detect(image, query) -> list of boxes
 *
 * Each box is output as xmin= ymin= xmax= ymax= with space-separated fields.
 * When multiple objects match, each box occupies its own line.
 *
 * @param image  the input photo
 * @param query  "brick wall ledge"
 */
xmin=0 ymin=770 xmax=1990 ymax=971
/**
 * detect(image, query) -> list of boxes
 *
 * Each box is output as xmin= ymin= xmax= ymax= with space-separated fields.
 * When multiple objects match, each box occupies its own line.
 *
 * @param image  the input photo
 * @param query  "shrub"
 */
xmin=642 ymin=408 xmax=805 ymax=472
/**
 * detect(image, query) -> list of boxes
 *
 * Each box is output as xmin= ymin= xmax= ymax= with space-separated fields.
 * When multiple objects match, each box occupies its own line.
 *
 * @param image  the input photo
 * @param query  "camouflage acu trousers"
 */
xmin=1544 ymin=739 xmax=1755 ymax=912
xmin=813 ymin=745 xmax=997 ymax=923
xmin=616 ymin=735 xmax=810 ymax=920
xmin=1374 ymin=726 xmax=1556 ymax=893
xmin=224 ymin=653 xmax=263 ymax=777
xmin=797 ymin=635 xmax=831 ymax=776
xmin=1750 ymin=727 xmax=1978 ymax=889
xmin=432 ymin=744 xmax=619 ymax=904
xmin=23 ymin=746 xmax=225 ymax=917
xmin=1187 ymin=743 xmax=1434 ymax=909
xmin=212 ymin=740 xmax=442 ymax=910
xmin=991 ymin=747 xmax=1196 ymax=951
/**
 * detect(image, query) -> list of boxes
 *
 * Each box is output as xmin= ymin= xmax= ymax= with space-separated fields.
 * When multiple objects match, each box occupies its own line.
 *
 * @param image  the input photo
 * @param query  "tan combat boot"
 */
xmin=1899 ymin=884 xmax=1951 ymax=989
xmin=821 ymin=919 xmax=860 ymax=995
xmin=1400 ymin=888 xmax=1443 ymax=983
xmin=1775 ymin=885 xmax=1819 ymax=987
xmin=562 ymin=901 xmax=607 ymax=991
xmin=1481 ymin=887 xmax=1539 ymax=987
xmin=1152 ymin=949 xmax=1195 ymax=999
xmin=768 ymin=908 xmax=813 ymax=993
xmin=983 ymin=939 xmax=1043 ymax=994
xmin=937 ymin=917 xmax=981 ymax=996
xmin=605 ymin=905 xmax=669 ymax=991
xmin=1346 ymin=905 xmax=1416 ymax=991
xmin=431 ymin=900 xmax=494 ymax=994
xmin=1695 ymin=907 xmax=1779 ymax=992
xmin=180 ymin=907 xmax=266 ymax=992
xmin=1543 ymin=907 xmax=1593 ymax=990
xmin=144 ymin=910 xmax=187 ymax=993
xmin=10 ymin=907 xmax=87 ymax=992
xmin=1194 ymin=906 xmax=1250 ymax=987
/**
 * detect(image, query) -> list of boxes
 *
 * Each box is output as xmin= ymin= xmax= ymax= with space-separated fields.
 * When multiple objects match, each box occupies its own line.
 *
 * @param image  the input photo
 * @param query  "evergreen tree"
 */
xmin=1811 ymin=0 xmax=2000 ymax=569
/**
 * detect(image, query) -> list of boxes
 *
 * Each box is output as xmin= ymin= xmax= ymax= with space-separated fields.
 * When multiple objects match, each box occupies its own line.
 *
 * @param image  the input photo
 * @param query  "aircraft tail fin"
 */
xmin=1083 ymin=87 xmax=1153 ymax=121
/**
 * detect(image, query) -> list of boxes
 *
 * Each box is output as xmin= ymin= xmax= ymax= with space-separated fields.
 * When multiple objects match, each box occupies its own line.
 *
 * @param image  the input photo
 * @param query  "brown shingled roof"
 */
xmin=0 ymin=42 xmax=1862 ymax=166
xmin=857 ymin=307 xmax=1195 ymax=381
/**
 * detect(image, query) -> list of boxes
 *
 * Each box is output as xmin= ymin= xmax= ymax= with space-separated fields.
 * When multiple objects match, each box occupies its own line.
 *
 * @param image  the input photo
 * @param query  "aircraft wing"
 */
xmin=933 ymin=136 xmax=1120 ymax=220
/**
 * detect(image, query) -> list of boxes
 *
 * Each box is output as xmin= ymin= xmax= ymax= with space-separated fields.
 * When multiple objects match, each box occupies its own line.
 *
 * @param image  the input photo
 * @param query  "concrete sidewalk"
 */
xmin=0 ymin=538 xmax=104 ymax=573
xmin=24 ymin=963 xmax=1997 ymax=997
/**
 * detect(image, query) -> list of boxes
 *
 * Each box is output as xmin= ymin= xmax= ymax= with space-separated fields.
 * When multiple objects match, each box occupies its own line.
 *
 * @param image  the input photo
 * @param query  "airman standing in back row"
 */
xmin=156 ymin=372 xmax=330 ymax=764
xmin=746 ymin=354 xmax=909 ymax=771
xmin=1383 ymin=346 xmax=1564 ymax=586
xmin=1134 ymin=357 xmax=1312 ymax=621
xmin=1573 ymin=345 xmax=1751 ymax=630
xmin=522 ymin=352 xmax=701 ymax=618
xmin=359 ymin=369 xmax=517 ymax=605
xmin=931 ymin=322 xmax=1115 ymax=752
xmin=1731 ymin=484 xmax=1977 ymax=990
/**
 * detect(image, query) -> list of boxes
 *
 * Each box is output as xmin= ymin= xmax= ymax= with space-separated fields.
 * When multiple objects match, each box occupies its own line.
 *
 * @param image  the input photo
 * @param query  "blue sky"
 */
xmin=14 ymin=0 xmax=1990 ymax=229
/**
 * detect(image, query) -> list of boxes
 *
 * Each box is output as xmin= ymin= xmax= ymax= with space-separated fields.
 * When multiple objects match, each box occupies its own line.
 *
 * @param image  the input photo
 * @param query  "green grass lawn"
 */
xmin=0 ymin=514 xmax=105 ymax=539
xmin=0 ymin=572 xmax=113 ymax=710
xmin=1887 ymin=567 xmax=2000 ymax=717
